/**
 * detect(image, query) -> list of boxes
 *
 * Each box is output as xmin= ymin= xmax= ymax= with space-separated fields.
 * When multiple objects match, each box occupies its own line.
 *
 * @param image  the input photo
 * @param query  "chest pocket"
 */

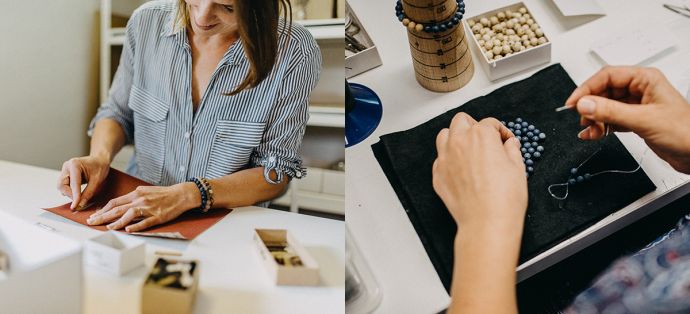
xmin=205 ymin=120 xmax=265 ymax=179
xmin=129 ymin=85 xmax=170 ymax=184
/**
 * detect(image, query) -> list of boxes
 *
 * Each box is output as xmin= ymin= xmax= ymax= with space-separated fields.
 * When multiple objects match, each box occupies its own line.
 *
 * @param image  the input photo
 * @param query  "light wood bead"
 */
xmin=530 ymin=37 xmax=538 ymax=45
xmin=478 ymin=39 xmax=485 ymax=47
xmin=402 ymin=18 xmax=410 ymax=26
xmin=506 ymin=29 xmax=515 ymax=35
xmin=468 ymin=19 xmax=476 ymax=27
xmin=513 ymin=12 xmax=522 ymax=18
xmin=535 ymin=28 xmax=544 ymax=37
xmin=407 ymin=22 xmax=416 ymax=31
xmin=502 ymin=44 xmax=512 ymax=54
xmin=484 ymin=40 xmax=494 ymax=50
xmin=480 ymin=17 xmax=490 ymax=27
xmin=519 ymin=17 xmax=526 ymax=24
xmin=523 ymin=14 xmax=530 ymax=19
xmin=538 ymin=37 xmax=547 ymax=44
xmin=415 ymin=23 xmax=424 ymax=32
xmin=506 ymin=20 xmax=514 ymax=28
xmin=490 ymin=16 xmax=499 ymax=25
xmin=474 ymin=34 xmax=481 ymax=40
xmin=485 ymin=51 xmax=494 ymax=59
xmin=472 ymin=23 xmax=482 ymax=33
xmin=517 ymin=28 xmax=525 ymax=36
xmin=494 ymin=54 xmax=503 ymax=60
xmin=497 ymin=12 xmax=506 ymax=20
xmin=526 ymin=19 xmax=534 ymax=25
xmin=531 ymin=23 xmax=539 ymax=31
xmin=519 ymin=7 xmax=527 ymax=14
xmin=492 ymin=46 xmax=502 ymax=55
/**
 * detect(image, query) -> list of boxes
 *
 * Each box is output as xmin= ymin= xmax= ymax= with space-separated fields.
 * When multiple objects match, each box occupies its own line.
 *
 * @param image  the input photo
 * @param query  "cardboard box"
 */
xmin=84 ymin=231 xmax=145 ymax=276
xmin=254 ymin=229 xmax=320 ymax=286
xmin=464 ymin=2 xmax=551 ymax=81
xmin=142 ymin=258 xmax=200 ymax=314
xmin=345 ymin=3 xmax=382 ymax=79
xmin=0 ymin=212 xmax=82 ymax=313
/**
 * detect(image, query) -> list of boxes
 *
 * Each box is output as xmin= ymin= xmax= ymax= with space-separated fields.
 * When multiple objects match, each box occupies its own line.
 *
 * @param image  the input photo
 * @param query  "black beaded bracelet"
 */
xmin=187 ymin=177 xmax=209 ymax=213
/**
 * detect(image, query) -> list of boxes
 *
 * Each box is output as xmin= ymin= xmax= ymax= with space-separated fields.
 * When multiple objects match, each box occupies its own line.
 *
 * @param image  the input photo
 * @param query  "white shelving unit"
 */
xmin=102 ymin=0 xmax=345 ymax=216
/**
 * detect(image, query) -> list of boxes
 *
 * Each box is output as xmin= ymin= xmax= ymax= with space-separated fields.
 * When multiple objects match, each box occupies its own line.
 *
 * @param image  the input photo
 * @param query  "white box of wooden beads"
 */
xmin=345 ymin=2 xmax=383 ymax=79
xmin=253 ymin=229 xmax=320 ymax=286
xmin=0 ymin=211 xmax=83 ymax=313
xmin=84 ymin=231 xmax=145 ymax=276
xmin=463 ymin=2 xmax=551 ymax=81
xmin=141 ymin=258 xmax=200 ymax=314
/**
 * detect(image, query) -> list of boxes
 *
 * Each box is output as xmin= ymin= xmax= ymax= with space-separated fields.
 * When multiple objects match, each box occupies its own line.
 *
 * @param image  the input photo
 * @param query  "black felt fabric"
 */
xmin=372 ymin=64 xmax=656 ymax=291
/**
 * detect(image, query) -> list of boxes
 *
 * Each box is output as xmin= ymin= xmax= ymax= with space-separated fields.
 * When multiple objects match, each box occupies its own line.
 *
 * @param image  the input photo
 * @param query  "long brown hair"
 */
xmin=175 ymin=0 xmax=292 ymax=95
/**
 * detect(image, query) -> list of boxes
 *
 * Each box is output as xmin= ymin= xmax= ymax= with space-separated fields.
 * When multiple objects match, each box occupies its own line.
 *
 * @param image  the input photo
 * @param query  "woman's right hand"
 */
xmin=566 ymin=66 xmax=690 ymax=173
xmin=57 ymin=156 xmax=111 ymax=210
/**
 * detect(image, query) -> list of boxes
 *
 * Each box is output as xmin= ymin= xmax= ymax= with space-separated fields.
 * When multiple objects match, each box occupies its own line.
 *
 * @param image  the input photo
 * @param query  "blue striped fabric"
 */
xmin=88 ymin=1 xmax=322 ymax=206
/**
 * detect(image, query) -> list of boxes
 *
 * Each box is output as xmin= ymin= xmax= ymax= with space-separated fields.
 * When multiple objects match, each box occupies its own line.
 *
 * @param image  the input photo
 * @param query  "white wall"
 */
xmin=0 ymin=1 xmax=101 ymax=170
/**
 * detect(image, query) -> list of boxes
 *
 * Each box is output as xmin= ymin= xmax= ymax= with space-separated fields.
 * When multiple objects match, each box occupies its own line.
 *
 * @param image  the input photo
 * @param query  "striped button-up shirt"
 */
xmin=89 ymin=1 xmax=322 ymax=195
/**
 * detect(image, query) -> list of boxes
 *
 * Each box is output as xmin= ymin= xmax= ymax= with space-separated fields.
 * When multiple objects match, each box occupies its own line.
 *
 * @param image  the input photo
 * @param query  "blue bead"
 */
xmin=532 ymin=142 xmax=538 ymax=148
xmin=533 ymin=136 xmax=540 ymax=142
xmin=439 ymin=24 xmax=447 ymax=31
xmin=527 ymin=166 xmax=534 ymax=173
xmin=515 ymin=118 xmax=523 ymax=123
xmin=507 ymin=121 xmax=514 ymax=127
xmin=570 ymin=168 xmax=578 ymax=175
xmin=460 ymin=2 xmax=465 ymax=8
xmin=521 ymin=128 xmax=528 ymax=134
xmin=521 ymin=147 xmax=527 ymax=153
xmin=528 ymin=125 xmax=535 ymax=131
xmin=432 ymin=25 xmax=440 ymax=32
xmin=568 ymin=178 xmax=577 ymax=185
xmin=533 ymin=152 xmax=541 ymax=158
xmin=584 ymin=173 xmax=592 ymax=180
xmin=456 ymin=12 xmax=463 ymax=19
xmin=424 ymin=26 xmax=431 ymax=32
xmin=527 ymin=132 xmax=534 ymax=137
xmin=521 ymin=136 xmax=529 ymax=142
xmin=528 ymin=147 xmax=535 ymax=153
xmin=515 ymin=135 xmax=521 ymax=141
xmin=524 ymin=142 xmax=531 ymax=148
xmin=524 ymin=153 xmax=531 ymax=159
xmin=526 ymin=159 xmax=534 ymax=166
xmin=515 ymin=129 xmax=522 ymax=135
xmin=534 ymin=129 xmax=540 ymax=134
xmin=537 ymin=146 xmax=544 ymax=152
xmin=521 ymin=122 xmax=528 ymax=127
xmin=459 ymin=7 xmax=465 ymax=14
xmin=539 ymin=133 xmax=546 ymax=139
xmin=452 ymin=17 xmax=460 ymax=24
xmin=398 ymin=15 xmax=404 ymax=21
xmin=576 ymin=176 xmax=584 ymax=183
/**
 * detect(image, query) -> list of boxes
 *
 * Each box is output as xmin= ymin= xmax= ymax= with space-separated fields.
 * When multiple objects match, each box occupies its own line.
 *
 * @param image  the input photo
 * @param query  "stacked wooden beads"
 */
xmin=396 ymin=0 xmax=474 ymax=92
xmin=501 ymin=118 xmax=547 ymax=178
xmin=467 ymin=6 xmax=547 ymax=61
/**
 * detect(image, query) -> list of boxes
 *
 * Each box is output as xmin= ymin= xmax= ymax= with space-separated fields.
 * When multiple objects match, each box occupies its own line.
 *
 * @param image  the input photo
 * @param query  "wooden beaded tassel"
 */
xmin=397 ymin=0 xmax=474 ymax=92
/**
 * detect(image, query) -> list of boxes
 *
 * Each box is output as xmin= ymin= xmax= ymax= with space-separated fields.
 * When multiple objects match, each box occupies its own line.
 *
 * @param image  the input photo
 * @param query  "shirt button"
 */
xmin=179 ymin=166 xmax=186 ymax=172
xmin=184 ymin=132 xmax=191 ymax=139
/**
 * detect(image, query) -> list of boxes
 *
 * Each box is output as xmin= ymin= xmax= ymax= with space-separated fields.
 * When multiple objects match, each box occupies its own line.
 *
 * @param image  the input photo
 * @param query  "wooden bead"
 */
xmin=474 ymin=34 xmax=481 ymax=40
xmin=517 ymin=28 xmax=525 ymax=36
xmin=497 ymin=12 xmax=506 ymax=20
xmin=482 ymin=34 xmax=491 ymax=41
xmin=478 ymin=39 xmax=485 ymax=47
xmin=407 ymin=21 xmax=416 ymax=31
xmin=519 ymin=7 xmax=527 ymax=14
xmin=480 ymin=17 xmax=490 ymax=27
xmin=506 ymin=29 xmax=515 ymax=35
xmin=468 ymin=19 xmax=476 ymax=27
xmin=472 ymin=24 xmax=482 ymax=33
xmin=485 ymin=51 xmax=494 ymax=59
xmin=492 ymin=46 xmax=502 ymax=55
xmin=523 ymin=13 xmax=531 ymax=19
xmin=502 ymin=44 xmax=512 ymax=54
xmin=484 ymin=40 xmax=494 ymax=50
xmin=490 ymin=16 xmax=499 ymax=26
xmin=538 ymin=37 xmax=547 ymax=44
xmin=494 ymin=54 xmax=503 ymax=60
xmin=530 ymin=37 xmax=538 ymax=45
xmin=415 ymin=23 xmax=424 ymax=32
xmin=480 ymin=28 xmax=488 ymax=35
xmin=526 ymin=19 xmax=534 ymax=25
xmin=535 ymin=28 xmax=544 ymax=37
xmin=519 ymin=17 xmax=526 ymax=24
xmin=402 ymin=18 xmax=410 ymax=26
xmin=531 ymin=23 xmax=539 ymax=31
xmin=506 ymin=20 xmax=514 ymax=28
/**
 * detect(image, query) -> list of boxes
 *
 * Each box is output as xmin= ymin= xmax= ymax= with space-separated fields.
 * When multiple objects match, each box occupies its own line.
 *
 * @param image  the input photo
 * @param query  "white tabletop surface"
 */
xmin=346 ymin=0 xmax=690 ymax=313
xmin=0 ymin=160 xmax=345 ymax=314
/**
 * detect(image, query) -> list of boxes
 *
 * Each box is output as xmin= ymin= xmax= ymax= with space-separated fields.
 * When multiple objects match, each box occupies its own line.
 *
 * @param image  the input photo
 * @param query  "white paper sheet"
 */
xmin=552 ymin=0 xmax=606 ymax=16
xmin=590 ymin=24 xmax=676 ymax=66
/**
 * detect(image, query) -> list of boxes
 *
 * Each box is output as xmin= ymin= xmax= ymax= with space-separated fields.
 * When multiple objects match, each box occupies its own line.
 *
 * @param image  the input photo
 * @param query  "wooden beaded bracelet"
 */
xmin=199 ymin=178 xmax=215 ymax=212
xmin=187 ymin=177 xmax=211 ymax=213
xmin=395 ymin=0 xmax=465 ymax=33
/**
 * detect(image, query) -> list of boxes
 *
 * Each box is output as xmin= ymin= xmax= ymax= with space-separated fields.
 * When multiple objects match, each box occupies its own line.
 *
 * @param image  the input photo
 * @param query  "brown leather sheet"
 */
xmin=44 ymin=168 xmax=232 ymax=240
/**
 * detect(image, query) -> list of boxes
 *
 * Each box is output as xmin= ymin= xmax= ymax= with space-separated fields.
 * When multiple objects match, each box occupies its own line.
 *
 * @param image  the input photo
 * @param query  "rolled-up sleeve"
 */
xmin=250 ymin=37 xmax=322 ymax=184
xmin=87 ymin=14 xmax=138 ymax=144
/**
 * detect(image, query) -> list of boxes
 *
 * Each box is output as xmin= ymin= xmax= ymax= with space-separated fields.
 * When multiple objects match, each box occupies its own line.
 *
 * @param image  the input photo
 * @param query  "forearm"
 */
xmin=89 ymin=119 xmax=127 ymax=163
xmin=179 ymin=167 xmax=289 ymax=210
xmin=448 ymin=219 xmax=524 ymax=314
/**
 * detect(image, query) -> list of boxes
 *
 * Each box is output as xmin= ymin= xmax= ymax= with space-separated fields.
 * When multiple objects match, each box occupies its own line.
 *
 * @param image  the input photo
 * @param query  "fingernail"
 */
xmin=578 ymin=98 xmax=596 ymax=114
xmin=78 ymin=201 xmax=86 ymax=209
xmin=70 ymin=201 xmax=76 ymax=209
xmin=578 ymin=128 xmax=588 ymax=139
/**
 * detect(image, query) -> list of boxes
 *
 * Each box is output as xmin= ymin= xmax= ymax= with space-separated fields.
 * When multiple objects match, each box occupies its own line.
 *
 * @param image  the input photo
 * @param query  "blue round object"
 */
xmin=524 ymin=142 xmax=531 ymax=148
xmin=528 ymin=125 xmax=535 ymax=131
xmin=526 ymin=132 xmax=534 ymax=137
xmin=432 ymin=25 xmax=440 ymax=33
xmin=515 ymin=118 xmax=523 ymax=123
xmin=521 ymin=147 xmax=527 ymax=153
xmin=533 ymin=152 xmax=541 ymax=158
xmin=537 ymin=146 xmax=544 ymax=152
xmin=584 ymin=173 xmax=592 ymax=180
xmin=522 ymin=136 xmax=529 ymax=142
xmin=424 ymin=26 xmax=432 ymax=32
xmin=515 ymin=129 xmax=522 ymax=135
xmin=532 ymin=136 xmax=539 ymax=142
xmin=539 ymin=133 xmax=546 ymax=139
xmin=439 ymin=24 xmax=447 ymax=31
xmin=524 ymin=153 xmax=532 ymax=159
xmin=508 ymin=121 xmax=514 ymax=127
xmin=521 ymin=122 xmax=528 ymax=127
xmin=568 ymin=178 xmax=577 ymax=185
xmin=528 ymin=147 xmax=535 ymax=153
xmin=452 ymin=17 xmax=460 ymax=24
xmin=534 ymin=129 xmax=540 ymax=134
xmin=527 ymin=166 xmax=534 ymax=173
xmin=398 ymin=15 xmax=404 ymax=21
xmin=576 ymin=176 xmax=584 ymax=183
xmin=526 ymin=159 xmax=534 ymax=166
xmin=570 ymin=168 xmax=578 ymax=175
xmin=346 ymin=83 xmax=383 ymax=148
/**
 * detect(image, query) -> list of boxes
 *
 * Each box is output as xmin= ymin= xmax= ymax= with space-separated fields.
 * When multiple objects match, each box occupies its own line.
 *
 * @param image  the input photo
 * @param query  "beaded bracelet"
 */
xmin=187 ymin=177 xmax=210 ymax=213
xmin=395 ymin=0 xmax=465 ymax=33
xmin=199 ymin=177 xmax=215 ymax=212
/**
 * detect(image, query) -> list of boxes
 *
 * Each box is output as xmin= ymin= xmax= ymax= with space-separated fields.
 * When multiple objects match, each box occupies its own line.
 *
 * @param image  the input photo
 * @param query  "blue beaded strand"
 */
xmin=395 ymin=0 xmax=465 ymax=33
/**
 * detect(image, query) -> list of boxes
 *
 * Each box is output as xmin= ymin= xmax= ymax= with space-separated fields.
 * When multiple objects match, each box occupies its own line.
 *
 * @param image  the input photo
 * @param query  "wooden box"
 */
xmin=141 ymin=258 xmax=200 ymax=314
xmin=253 ymin=229 xmax=320 ymax=286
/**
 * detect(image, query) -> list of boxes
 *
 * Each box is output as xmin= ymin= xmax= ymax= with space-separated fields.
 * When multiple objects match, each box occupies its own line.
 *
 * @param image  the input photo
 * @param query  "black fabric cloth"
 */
xmin=372 ymin=64 xmax=656 ymax=291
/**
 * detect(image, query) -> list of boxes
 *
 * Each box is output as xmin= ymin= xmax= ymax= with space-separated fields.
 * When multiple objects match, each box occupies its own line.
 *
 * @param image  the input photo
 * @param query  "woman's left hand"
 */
xmin=86 ymin=183 xmax=198 ymax=232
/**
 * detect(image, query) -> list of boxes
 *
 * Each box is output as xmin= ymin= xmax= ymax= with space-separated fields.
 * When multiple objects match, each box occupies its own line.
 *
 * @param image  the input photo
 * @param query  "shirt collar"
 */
xmin=160 ymin=14 xmax=242 ymax=66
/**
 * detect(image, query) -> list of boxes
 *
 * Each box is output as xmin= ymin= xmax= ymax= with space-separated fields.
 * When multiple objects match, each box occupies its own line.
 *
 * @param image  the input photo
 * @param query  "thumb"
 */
xmin=78 ymin=182 xmax=100 ymax=210
xmin=576 ymin=96 xmax=649 ymax=132
xmin=503 ymin=137 xmax=524 ymax=169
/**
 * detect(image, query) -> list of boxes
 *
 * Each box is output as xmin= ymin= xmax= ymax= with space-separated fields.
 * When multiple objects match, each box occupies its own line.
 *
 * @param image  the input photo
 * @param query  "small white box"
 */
xmin=253 ymin=229 xmax=320 ymax=286
xmin=345 ymin=2 xmax=382 ymax=79
xmin=0 ymin=211 xmax=82 ymax=313
xmin=85 ymin=231 xmax=145 ymax=276
xmin=464 ymin=2 xmax=551 ymax=81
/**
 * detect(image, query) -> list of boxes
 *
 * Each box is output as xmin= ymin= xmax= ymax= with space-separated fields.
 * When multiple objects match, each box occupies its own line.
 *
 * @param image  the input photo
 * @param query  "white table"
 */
xmin=0 ymin=160 xmax=344 ymax=314
xmin=346 ymin=0 xmax=690 ymax=313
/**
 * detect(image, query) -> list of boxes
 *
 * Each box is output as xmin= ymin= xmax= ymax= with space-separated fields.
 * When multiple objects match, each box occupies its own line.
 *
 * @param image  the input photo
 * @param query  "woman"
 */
xmin=57 ymin=0 xmax=321 ymax=232
xmin=434 ymin=66 xmax=690 ymax=313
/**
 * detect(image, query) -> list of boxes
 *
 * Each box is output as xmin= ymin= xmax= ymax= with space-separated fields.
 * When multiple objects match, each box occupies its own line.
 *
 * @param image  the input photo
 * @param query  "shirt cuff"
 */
xmin=251 ymin=154 xmax=306 ymax=185
xmin=87 ymin=109 xmax=134 ymax=145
